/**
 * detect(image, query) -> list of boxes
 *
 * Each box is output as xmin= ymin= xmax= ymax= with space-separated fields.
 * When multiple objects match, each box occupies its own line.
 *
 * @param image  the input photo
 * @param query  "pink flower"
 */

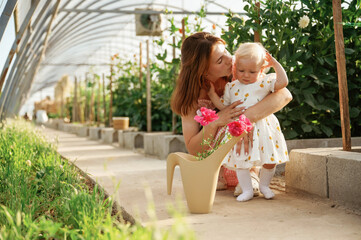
xmin=227 ymin=114 xmax=253 ymax=136
xmin=227 ymin=121 xmax=244 ymax=136
xmin=194 ymin=107 xmax=219 ymax=126
xmin=239 ymin=114 xmax=253 ymax=132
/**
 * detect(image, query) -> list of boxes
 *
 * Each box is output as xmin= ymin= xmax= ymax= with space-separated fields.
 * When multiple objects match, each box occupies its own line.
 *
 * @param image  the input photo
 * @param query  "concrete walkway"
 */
xmin=39 ymin=127 xmax=361 ymax=240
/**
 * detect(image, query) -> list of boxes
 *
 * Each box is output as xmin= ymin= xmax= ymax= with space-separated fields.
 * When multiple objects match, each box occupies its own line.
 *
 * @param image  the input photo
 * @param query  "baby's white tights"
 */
xmin=236 ymin=169 xmax=253 ymax=202
xmin=259 ymin=167 xmax=276 ymax=199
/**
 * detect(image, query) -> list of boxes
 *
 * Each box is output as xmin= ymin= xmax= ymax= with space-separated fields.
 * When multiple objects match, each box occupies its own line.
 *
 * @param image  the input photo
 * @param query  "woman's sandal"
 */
xmin=233 ymin=171 xmax=260 ymax=197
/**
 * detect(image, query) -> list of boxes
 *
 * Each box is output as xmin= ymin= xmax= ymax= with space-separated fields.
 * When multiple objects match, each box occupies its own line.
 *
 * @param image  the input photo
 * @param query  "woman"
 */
xmin=171 ymin=32 xmax=292 ymax=194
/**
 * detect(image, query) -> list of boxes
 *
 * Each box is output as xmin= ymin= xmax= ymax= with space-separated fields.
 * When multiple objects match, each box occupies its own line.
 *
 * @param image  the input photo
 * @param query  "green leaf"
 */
xmin=309 ymin=74 xmax=318 ymax=80
xmin=345 ymin=48 xmax=355 ymax=54
xmin=303 ymin=92 xmax=318 ymax=109
xmin=299 ymin=65 xmax=313 ymax=76
xmin=282 ymin=120 xmax=292 ymax=126
xmin=283 ymin=129 xmax=298 ymax=139
xmin=320 ymin=125 xmax=333 ymax=137
xmin=300 ymin=80 xmax=311 ymax=89
xmin=317 ymin=57 xmax=325 ymax=65
xmin=350 ymin=107 xmax=360 ymax=118
xmin=324 ymin=57 xmax=335 ymax=66
xmin=301 ymin=124 xmax=313 ymax=132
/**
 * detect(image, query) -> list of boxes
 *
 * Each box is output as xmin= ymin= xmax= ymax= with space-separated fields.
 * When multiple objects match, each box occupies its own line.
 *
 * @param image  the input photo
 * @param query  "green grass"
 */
xmin=0 ymin=119 xmax=196 ymax=239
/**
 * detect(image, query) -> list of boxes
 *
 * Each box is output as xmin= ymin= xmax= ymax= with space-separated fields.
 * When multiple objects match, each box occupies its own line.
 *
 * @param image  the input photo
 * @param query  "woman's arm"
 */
xmin=182 ymin=101 xmax=244 ymax=155
xmin=234 ymin=88 xmax=292 ymax=155
xmin=243 ymin=88 xmax=292 ymax=123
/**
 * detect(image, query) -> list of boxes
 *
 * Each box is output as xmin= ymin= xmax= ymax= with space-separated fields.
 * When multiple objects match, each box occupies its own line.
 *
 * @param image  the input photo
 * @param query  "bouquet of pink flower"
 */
xmin=194 ymin=107 xmax=253 ymax=160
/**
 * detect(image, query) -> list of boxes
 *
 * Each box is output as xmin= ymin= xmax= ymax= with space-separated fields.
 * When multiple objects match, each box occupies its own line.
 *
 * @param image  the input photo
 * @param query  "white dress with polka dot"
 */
xmin=221 ymin=73 xmax=289 ymax=169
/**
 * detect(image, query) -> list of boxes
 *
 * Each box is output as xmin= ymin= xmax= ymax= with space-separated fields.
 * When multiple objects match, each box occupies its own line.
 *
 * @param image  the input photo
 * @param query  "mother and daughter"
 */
xmin=171 ymin=32 xmax=292 ymax=202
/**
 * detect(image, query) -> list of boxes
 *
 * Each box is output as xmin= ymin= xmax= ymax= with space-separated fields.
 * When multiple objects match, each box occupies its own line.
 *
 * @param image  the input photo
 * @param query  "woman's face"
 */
xmin=206 ymin=43 xmax=232 ymax=83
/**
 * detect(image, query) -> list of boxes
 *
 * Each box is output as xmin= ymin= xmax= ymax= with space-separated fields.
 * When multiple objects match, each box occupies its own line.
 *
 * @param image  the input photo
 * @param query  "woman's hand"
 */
xmin=212 ymin=100 xmax=244 ymax=127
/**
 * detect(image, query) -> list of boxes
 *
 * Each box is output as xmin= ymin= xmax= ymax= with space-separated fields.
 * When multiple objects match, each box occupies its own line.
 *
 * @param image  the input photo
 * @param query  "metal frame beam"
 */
xmin=59 ymin=8 xmax=241 ymax=15
xmin=0 ymin=0 xmax=18 ymax=43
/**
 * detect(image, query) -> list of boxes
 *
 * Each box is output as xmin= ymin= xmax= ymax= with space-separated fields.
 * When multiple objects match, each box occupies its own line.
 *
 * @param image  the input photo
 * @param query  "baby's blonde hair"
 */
xmin=234 ymin=42 xmax=267 ymax=69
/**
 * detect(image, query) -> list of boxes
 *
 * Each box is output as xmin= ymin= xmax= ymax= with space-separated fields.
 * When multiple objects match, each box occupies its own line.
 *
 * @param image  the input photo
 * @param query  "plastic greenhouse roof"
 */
xmin=0 ymin=0 xmax=246 ymax=116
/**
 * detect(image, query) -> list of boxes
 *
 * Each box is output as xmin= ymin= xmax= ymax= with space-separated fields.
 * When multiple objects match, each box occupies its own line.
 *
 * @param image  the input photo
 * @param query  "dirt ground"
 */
xmin=40 ymin=127 xmax=361 ymax=240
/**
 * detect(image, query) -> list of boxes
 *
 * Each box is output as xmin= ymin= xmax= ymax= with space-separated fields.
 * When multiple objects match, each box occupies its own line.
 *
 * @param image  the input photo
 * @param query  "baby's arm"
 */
xmin=264 ymin=52 xmax=288 ymax=91
xmin=208 ymin=82 xmax=226 ymax=110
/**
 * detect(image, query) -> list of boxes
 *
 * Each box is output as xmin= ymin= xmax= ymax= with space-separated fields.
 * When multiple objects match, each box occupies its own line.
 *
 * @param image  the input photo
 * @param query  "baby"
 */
xmin=208 ymin=42 xmax=289 ymax=201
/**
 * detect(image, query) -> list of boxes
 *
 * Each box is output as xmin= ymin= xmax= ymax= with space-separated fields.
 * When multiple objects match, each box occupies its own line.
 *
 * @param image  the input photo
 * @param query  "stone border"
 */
xmin=101 ymin=128 xmax=118 ymax=144
xmin=123 ymin=131 xmax=145 ymax=149
xmin=144 ymin=132 xmax=172 ymax=156
xmin=89 ymin=126 xmax=102 ymax=140
xmin=58 ymin=155 xmax=136 ymax=225
xmin=285 ymin=147 xmax=361 ymax=211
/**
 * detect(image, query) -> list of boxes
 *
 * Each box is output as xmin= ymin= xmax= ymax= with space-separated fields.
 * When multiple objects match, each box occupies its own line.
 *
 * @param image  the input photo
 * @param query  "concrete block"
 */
xmin=327 ymin=148 xmax=361 ymax=210
xmin=159 ymin=135 xmax=188 ymax=160
xmin=89 ymin=127 xmax=101 ymax=140
xmin=62 ymin=123 xmax=71 ymax=132
xmin=277 ymin=137 xmax=361 ymax=175
xmin=144 ymin=132 xmax=172 ymax=156
xmin=101 ymin=128 xmax=118 ymax=144
xmin=118 ymin=130 xmax=125 ymax=148
xmin=286 ymin=137 xmax=361 ymax=152
xmin=118 ymin=127 xmax=138 ymax=148
xmin=48 ymin=119 xmax=63 ymax=129
xmin=123 ymin=131 xmax=145 ymax=149
xmin=70 ymin=124 xmax=80 ymax=134
xmin=286 ymin=147 xmax=361 ymax=210
xmin=285 ymin=149 xmax=328 ymax=198
xmin=77 ymin=126 xmax=89 ymax=137
xmin=58 ymin=122 xmax=64 ymax=131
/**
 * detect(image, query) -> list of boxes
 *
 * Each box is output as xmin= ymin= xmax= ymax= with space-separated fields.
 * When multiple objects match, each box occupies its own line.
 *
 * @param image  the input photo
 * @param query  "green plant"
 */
xmin=0 ymin=119 xmax=197 ymax=239
xmin=222 ymin=0 xmax=361 ymax=139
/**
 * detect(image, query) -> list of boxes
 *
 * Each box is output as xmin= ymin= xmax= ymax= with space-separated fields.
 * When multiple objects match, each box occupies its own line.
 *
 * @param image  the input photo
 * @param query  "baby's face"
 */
xmin=234 ymin=58 xmax=262 ymax=85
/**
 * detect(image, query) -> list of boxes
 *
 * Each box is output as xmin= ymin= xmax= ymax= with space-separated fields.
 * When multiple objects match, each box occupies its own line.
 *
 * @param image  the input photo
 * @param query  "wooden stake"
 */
xmin=60 ymin=86 xmax=64 ymax=118
xmin=139 ymin=42 xmax=143 ymax=86
xmin=97 ymin=75 xmax=101 ymax=126
xmin=172 ymin=36 xmax=177 ymax=134
xmin=146 ymin=39 xmax=151 ymax=132
xmin=102 ymin=73 xmax=106 ymax=126
xmin=78 ymin=76 xmax=84 ymax=123
xmin=72 ymin=76 xmax=78 ymax=122
xmin=254 ymin=2 xmax=261 ymax=42
xmin=90 ymin=75 xmax=95 ymax=124
xmin=84 ymin=72 xmax=88 ymax=122
xmin=109 ymin=64 xmax=113 ymax=127
xmin=181 ymin=18 xmax=185 ymax=41
xmin=332 ymin=0 xmax=351 ymax=151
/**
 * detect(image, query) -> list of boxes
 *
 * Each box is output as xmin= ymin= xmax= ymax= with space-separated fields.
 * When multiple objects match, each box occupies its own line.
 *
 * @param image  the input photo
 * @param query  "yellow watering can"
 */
xmin=167 ymin=134 xmax=243 ymax=214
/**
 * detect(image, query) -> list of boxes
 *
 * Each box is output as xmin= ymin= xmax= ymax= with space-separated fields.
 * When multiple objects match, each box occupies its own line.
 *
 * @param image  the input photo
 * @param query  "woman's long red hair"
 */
xmin=171 ymin=32 xmax=225 ymax=116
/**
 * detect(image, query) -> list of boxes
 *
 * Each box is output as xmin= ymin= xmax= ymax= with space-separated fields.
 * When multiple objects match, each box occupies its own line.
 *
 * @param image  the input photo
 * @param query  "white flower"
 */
xmin=26 ymin=160 xmax=32 ymax=166
xmin=298 ymin=15 xmax=310 ymax=29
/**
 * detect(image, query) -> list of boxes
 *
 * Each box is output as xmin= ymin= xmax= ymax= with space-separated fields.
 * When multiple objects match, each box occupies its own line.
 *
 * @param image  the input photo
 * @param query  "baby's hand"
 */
xmin=263 ymin=52 xmax=277 ymax=69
